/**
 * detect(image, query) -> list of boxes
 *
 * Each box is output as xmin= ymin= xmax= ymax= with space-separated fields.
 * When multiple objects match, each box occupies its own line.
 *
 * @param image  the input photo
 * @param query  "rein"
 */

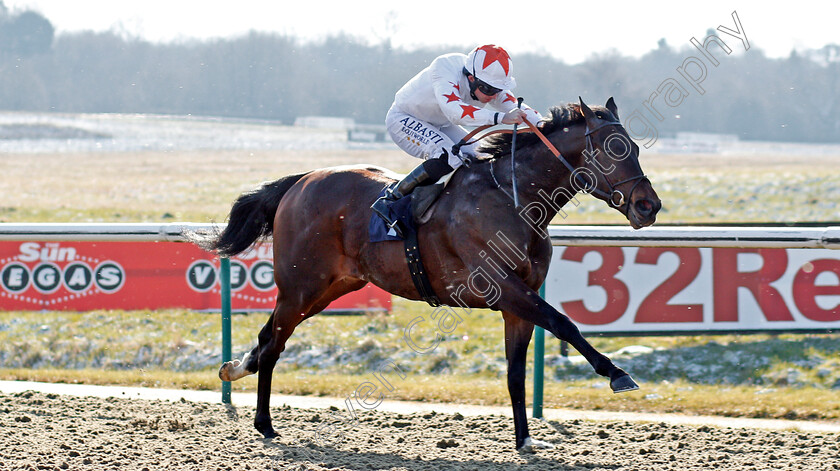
xmin=457 ymin=118 xmax=648 ymax=210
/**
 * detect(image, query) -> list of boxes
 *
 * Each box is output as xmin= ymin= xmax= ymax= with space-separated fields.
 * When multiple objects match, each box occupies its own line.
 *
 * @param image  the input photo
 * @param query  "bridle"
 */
xmin=459 ymin=117 xmax=648 ymax=209
xmin=581 ymin=120 xmax=649 ymax=208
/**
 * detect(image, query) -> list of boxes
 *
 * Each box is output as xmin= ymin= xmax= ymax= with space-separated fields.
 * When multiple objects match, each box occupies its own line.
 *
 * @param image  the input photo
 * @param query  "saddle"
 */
xmin=411 ymin=169 xmax=456 ymax=225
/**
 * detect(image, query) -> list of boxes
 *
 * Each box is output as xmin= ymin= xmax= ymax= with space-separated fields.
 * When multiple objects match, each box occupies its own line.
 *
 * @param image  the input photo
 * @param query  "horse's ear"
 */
xmin=605 ymin=97 xmax=619 ymax=120
xmin=579 ymin=97 xmax=596 ymax=121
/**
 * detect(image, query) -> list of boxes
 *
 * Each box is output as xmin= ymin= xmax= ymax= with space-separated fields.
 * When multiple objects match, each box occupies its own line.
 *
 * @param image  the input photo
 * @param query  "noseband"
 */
xmin=583 ymin=120 xmax=649 ymax=208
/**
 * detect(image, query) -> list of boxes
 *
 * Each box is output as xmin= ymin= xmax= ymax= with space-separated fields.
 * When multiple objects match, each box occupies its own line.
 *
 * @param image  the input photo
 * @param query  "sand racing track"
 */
xmin=1 ymin=381 xmax=839 ymax=471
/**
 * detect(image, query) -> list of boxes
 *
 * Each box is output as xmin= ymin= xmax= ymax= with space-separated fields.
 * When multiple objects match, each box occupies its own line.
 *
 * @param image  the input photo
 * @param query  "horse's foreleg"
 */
xmin=502 ymin=312 xmax=556 ymax=452
xmin=504 ymin=314 xmax=530 ymax=449
xmin=502 ymin=312 xmax=532 ymax=449
xmin=497 ymin=278 xmax=638 ymax=393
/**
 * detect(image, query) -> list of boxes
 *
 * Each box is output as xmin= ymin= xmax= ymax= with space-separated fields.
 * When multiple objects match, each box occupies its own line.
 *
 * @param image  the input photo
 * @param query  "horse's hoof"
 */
xmin=218 ymin=360 xmax=240 ymax=382
xmin=256 ymin=422 xmax=278 ymax=439
xmin=518 ymin=437 xmax=555 ymax=453
xmin=610 ymin=374 xmax=639 ymax=393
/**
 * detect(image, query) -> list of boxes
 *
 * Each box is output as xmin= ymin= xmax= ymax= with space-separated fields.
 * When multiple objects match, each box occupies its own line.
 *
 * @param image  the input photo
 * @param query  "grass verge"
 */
xmin=1 ymin=301 xmax=839 ymax=422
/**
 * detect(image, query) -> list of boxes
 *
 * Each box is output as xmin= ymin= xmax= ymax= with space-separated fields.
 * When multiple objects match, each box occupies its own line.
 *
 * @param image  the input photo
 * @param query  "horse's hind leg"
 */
xmin=216 ymin=289 xmax=326 ymax=437
xmin=247 ymin=292 xmax=327 ymax=438
xmin=219 ymin=313 xmax=273 ymax=382
xmin=252 ymin=278 xmax=367 ymax=438
xmin=253 ymin=302 xmax=300 ymax=437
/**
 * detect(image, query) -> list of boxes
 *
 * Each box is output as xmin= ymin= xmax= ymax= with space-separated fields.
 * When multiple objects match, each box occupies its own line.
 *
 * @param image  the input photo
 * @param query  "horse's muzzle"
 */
xmin=627 ymin=196 xmax=661 ymax=229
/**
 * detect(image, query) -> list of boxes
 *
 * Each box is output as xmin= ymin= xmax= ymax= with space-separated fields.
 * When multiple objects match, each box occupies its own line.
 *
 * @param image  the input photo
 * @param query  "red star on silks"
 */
xmin=449 ymin=81 xmax=461 ymax=91
xmin=443 ymin=92 xmax=460 ymax=103
xmin=460 ymin=104 xmax=479 ymax=119
xmin=478 ymin=44 xmax=511 ymax=75
xmin=502 ymin=93 xmax=516 ymax=104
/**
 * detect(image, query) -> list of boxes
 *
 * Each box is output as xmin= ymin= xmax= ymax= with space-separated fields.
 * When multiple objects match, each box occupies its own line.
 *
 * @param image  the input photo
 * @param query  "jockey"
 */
xmin=371 ymin=44 xmax=542 ymax=233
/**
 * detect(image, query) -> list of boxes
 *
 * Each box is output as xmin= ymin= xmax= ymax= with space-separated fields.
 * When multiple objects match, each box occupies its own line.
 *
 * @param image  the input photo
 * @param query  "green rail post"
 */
xmin=220 ymin=257 xmax=232 ymax=404
xmin=533 ymin=283 xmax=546 ymax=419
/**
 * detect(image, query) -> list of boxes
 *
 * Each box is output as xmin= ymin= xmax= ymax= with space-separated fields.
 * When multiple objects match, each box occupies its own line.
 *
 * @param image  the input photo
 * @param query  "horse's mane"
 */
xmin=477 ymin=103 xmax=618 ymax=158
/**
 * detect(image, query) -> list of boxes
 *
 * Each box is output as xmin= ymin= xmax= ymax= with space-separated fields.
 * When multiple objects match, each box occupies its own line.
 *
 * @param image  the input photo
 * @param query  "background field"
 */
xmin=1 ymin=114 xmax=839 ymax=422
xmin=3 ymin=147 xmax=840 ymax=225
xmin=2 ymin=113 xmax=840 ymax=225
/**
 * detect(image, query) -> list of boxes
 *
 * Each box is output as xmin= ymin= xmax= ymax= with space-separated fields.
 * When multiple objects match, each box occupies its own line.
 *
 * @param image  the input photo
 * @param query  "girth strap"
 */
xmin=403 ymin=225 xmax=441 ymax=307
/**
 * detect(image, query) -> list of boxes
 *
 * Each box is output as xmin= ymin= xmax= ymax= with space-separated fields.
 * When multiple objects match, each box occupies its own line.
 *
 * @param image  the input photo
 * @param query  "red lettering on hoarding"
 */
xmin=560 ymin=247 xmax=628 ymax=325
xmin=792 ymin=259 xmax=840 ymax=322
xmin=634 ymin=248 xmax=704 ymax=323
xmin=712 ymin=248 xmax=793 ymax=322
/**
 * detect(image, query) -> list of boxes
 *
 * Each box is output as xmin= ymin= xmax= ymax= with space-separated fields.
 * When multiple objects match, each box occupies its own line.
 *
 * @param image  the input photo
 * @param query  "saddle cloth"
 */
xmin=368 ymin=183 xmax=415 ymax=242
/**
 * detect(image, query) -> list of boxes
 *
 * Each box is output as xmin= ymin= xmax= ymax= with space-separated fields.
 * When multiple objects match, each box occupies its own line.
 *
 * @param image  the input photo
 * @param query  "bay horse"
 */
xmin=195 ymin=97 xmax=661 ymax=451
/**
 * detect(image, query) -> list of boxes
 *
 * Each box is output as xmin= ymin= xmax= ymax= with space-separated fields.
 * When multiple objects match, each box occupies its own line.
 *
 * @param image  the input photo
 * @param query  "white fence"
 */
xmin=4 ymin=221 xmax=836 ymax=247
xmin=547 ymin=225 xmax=840 ymax=249
xmin=0 ymin=222 xmax=217 ymax=241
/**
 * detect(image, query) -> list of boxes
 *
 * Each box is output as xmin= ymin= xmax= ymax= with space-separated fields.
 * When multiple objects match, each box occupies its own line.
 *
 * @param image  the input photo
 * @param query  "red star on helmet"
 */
xmin=443 ymin=92 xmax=460 ymax=103
xmin=478 ymin=45 xmax=511 ymax=75
xmin=460 ymin=104 xmax=479 ymax=119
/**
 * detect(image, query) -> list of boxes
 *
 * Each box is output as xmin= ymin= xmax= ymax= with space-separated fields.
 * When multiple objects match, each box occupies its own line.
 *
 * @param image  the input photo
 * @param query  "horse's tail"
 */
xmin=191 ymin=172 xmax=310 ymax=257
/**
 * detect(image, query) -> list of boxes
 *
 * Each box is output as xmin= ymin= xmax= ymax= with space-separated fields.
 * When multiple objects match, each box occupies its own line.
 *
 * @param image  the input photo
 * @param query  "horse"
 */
xmin=194 ymin=97 xmax=661 ymax=451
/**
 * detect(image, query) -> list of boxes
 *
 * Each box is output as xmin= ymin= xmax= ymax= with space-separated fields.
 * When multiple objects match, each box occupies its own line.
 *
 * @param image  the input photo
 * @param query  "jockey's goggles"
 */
xmin=474 ymin=79 xmax=502 ymax=96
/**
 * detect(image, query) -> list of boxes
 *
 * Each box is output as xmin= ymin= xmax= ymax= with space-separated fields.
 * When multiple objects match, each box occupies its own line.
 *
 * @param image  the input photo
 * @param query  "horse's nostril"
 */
xmin=635 ymin=199 xmax=653 ymax=216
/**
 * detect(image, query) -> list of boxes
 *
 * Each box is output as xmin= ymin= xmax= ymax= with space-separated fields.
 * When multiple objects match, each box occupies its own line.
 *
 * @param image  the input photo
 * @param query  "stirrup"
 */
xmin=385 ymin=219 xmax=404 ymax=239
xmin=371 ymin=197 xmax=404 ymax=238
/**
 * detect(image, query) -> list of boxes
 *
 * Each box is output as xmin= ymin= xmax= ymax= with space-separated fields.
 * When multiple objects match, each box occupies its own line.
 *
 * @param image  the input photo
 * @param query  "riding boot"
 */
xmin=371 ymin=162 xmax=433 ymax=237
